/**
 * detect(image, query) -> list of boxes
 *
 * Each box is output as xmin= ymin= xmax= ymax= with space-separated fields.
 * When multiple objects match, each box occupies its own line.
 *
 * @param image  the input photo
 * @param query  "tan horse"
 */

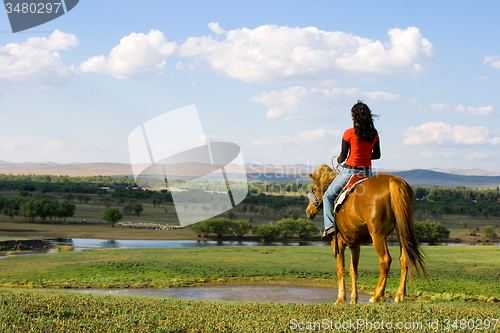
xmin=306 ymin=165 xmax=427 ymax=304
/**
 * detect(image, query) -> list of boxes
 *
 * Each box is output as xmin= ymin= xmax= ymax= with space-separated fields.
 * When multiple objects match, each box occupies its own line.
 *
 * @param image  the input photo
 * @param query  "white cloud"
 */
xmin=47 ymin=140 xmax=63 ymax=150
xmin=253 ymin=129 xmax=340 ymax=146
xmin=429 ymin=103 xmax=494 ymax=116
xmin=0 ymin=30 xmax=78 ymax=92
xmin=177 ymin=24 xmax=434 ymax=82
xmin=483 ymin=55 xmax=500 ymax=69
xmin=252 ymin=86 xmax=400 ymax=119
xmin=24 ymin=30 xmax=79 ymax=51
xmin=2 ymin=136 xmax=31 ymax=150
xmin=472 ymin=76 xmax=488 ymax=80
xmin=336 ymin=27 xmax=433 ymax=75
xmin=465 ymin=152 xmax=491 ymax=160
xmin=428 ymin=103 xmax=448 ymax=112
xmin=330 ymin=144 xmax=341 ymax=154
xmin=80 ymin=30 xmax=176 ymax=79
xmin=420 ymin=151 xmax=453 ymax=159
xmin=453 ymin=105 xmax=493 ymax=116
xmin=404 ymin=122 xmax=500 ymax=145
xmin=208 ymin=22 xmax=225 ymax=35
xmin=2 ymin=136 xmax=64 ymax=153
xmin=198 ymin=134 xmax=222 ymax=142
xmin=1 ymin=135 xmax=116 ymax=154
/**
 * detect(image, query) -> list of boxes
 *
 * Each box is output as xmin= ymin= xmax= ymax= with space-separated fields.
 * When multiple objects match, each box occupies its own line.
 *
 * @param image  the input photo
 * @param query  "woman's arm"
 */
xmin=338 ymin=139 xmax=350 ymax=164
xmin=371 ymin=140 xmax=381 ymax=160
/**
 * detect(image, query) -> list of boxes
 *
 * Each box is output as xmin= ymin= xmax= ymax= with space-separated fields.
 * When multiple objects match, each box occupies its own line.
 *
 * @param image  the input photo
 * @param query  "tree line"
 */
xmin=111 ymin=187 xmax=173 ymax=204
xmin=414 ymin=185 xmax=500 ymax=201
xmin=254 ymin=218 xmax=319 ymax=241
xmin=1 ymin=173 xmax=499 ymax=220
xmin=0 ymin=179 xmax=107 ymax=194
xmin=414 ymin=197 xmax=500 ymax=218
xmin=187 ymin=218 xmax=253 ymax=238
xmin=2 ymin=173 xmax=499 ymax=201
xmin=0 ymin=173 xmax=134 ymax=186
xmin=187 ymin=217 xmax=319 ymax=241
xmin=0 ymin=196 xmax=76 ymax=222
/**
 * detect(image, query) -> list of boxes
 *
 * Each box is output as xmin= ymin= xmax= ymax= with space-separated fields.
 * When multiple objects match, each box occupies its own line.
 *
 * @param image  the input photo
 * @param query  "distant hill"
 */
xmin=1 ymin=161 xmax=500 ymax=188
xmin=428 ymin=167 xmax=500 ymax=177
xmin=0 ymin=162 xmax=133 ymax=177
xmin=382 ymin=169 xmax=500 ymax=188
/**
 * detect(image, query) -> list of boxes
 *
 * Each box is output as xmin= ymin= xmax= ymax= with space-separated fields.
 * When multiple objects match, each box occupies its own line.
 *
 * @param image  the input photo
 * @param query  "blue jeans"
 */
xmin=323 ymin=167 xmax=372 ymax=230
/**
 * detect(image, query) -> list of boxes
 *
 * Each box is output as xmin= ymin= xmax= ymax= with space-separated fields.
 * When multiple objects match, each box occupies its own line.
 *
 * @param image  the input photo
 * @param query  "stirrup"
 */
xmin=322 ymin=227 xmax=334 ymax=241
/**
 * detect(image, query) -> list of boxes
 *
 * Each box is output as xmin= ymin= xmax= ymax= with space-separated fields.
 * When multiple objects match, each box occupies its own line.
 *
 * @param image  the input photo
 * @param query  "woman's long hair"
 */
xmin=351 ymin=100 xmax=378 ymax=143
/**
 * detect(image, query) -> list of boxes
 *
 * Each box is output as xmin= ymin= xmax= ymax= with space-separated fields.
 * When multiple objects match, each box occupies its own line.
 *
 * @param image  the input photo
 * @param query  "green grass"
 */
xmin=1 ymin=246 xmax=499 ymax=332
xmin=428 ymin=214 xmax=500 ymax=242
xmin=0 ymin=246 xmax=498 ymax=302
xmin=0 ymin=289 xmax=498 ymax=333
xmin=0 ymin=236 xmax=47 ymax=241
xmin=72 ymin=202 xmax=181 ymax=225
xmin=0 ymin=221 xmax=198 ymax=240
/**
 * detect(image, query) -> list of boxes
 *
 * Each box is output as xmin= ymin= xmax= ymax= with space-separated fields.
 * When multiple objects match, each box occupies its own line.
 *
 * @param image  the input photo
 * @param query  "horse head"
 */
xmin=306 ymin=164 xmax=338 ymax=219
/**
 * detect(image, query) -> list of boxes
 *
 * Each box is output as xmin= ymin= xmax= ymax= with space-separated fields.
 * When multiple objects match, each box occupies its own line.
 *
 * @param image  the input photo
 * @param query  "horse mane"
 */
xmin=315 ymin=164 xmax=338 ymax=186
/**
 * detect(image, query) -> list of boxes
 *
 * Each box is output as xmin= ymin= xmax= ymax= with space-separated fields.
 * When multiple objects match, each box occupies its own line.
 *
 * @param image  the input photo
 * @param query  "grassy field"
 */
xmin=430 ymin=214 xmax=500 ymax=243
xmin=1 ymin=246 xmax=499 ymax=332
xmin=0 ymin=288 xmax=498 ymax=332
xmin=0 ymin=246 xmax=498 ymax=302
xmin=0 ymin=221 xmax=199 ymax=240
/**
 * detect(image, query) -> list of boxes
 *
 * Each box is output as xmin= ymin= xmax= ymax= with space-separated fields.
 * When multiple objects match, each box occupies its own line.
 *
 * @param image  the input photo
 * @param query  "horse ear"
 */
xmin=308 ymin=173 xmax=314 ymax=180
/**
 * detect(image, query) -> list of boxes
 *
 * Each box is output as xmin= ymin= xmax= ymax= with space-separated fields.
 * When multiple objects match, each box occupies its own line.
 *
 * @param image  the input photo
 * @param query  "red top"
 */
xmin=343 ymin=128 xmax=379 ymax=167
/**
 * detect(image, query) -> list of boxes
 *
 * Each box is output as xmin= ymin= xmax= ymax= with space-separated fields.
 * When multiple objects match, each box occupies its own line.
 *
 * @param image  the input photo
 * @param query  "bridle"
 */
xmin=308 ymin=157 xmax=339 ymax=210
xmin=307 ymin=188 xmax=323 ymax=209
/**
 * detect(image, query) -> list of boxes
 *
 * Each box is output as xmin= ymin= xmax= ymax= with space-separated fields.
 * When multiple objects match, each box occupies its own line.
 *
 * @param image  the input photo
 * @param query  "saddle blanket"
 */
xmin=333 ymin=174 xmax=369 ymax=214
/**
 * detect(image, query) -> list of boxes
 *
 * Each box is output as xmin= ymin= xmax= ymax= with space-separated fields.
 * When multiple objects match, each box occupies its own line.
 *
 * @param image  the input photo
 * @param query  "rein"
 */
xmin=331 ymin=155 xmax=341 ymax=174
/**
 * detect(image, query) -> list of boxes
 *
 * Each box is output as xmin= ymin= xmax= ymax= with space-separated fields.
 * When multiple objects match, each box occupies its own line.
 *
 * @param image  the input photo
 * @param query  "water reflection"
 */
xmin=48 ymin=238 xmax=330 ymax=248
xmin=49 ymin=238 xmax=499 ymax=249
xmin=0 ymin=246 xmax=91 ymax=259
xmin=57 ymin=285 xmax=372 ymax=304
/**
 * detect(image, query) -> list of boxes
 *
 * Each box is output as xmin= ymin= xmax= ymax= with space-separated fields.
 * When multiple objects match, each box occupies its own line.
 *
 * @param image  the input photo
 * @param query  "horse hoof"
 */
xmin=335 ymin=299 xmax=346 ymax=304
xmin=350 ymin=299 xmax=358 ymax=304
xmin=369 ymin=296 xmax=385 ymax=303
xmin=394 ymin=295 xmax=405 ymax=303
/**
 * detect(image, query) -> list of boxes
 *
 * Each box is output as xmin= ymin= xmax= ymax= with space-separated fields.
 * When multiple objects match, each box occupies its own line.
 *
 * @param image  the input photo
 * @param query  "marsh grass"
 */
xmin=54 ymin=245 xmax=73 ymax=252
xmin=0 ymin=288 xmax=498 ymax=333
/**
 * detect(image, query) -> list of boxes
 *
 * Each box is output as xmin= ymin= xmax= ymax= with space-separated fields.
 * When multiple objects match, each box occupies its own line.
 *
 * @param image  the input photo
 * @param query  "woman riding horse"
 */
xmin=307 ymin=165 xmax=427 ymax=303
xmin=323 ymin=101 xmax=380 ymax=241
xmin=308 ymin=101 xmax=426 ymax=303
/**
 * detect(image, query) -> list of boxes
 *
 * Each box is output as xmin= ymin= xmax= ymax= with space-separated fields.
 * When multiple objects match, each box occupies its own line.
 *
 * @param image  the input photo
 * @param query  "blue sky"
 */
xmin=1 ymin=0 xmax=500 ymax=172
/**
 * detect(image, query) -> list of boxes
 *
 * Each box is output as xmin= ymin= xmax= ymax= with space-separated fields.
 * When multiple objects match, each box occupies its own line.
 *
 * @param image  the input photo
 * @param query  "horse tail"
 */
xmin=389 ymin=176 xmax=428 ymax=282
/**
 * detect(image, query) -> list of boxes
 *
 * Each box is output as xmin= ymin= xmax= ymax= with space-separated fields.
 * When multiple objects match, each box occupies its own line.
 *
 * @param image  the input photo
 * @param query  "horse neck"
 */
xmin=320 ymin=170 xmax=337 ymax=186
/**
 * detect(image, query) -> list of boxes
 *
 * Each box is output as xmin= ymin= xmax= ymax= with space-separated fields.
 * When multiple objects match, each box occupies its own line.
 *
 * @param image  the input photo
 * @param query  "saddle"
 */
xmin=332 ymin=173 xmax=369 ymax=215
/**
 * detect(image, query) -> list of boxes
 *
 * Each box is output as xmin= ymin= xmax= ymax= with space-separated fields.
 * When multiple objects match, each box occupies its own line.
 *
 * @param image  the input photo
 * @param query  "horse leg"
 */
xmin=370 ymin=236 xmax=392 ymax=303
xmin=334 ymin=240 xmax=347 ymax=304
xmin=395 ymin=248 xmax=408 ymax=303
xmin=349 ymin=246 xmax=360 ymax=304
